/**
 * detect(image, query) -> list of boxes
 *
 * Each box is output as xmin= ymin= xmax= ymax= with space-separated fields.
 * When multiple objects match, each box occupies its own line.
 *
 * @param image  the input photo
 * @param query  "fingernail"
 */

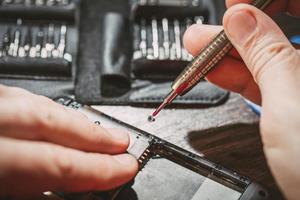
xmin=109 ymin=129 xmax=129 ymax=143
xmin=226 ymin=10 xmax=257 ymax=46
xmin=114 ymin=154 xmax=136 ymax=165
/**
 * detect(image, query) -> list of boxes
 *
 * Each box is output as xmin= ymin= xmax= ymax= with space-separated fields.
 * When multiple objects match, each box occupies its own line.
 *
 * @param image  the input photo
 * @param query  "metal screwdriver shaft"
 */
xmin=149 ymin=0 xmax=274 ymax=120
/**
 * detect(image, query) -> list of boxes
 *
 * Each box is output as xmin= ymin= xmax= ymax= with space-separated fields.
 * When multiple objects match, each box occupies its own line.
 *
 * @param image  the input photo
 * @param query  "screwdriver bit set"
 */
xmin=0 ymin=0 xmax=78 ymax=21
xmin=131 ymin=0 xmax=209 ymax=80
xmin=133 ymin=16 xmax=203 ymax=62
xmin=0 ymin=0 xmax=228 ymax=104
xmin=0 ymin=19 xmax=74 ymax=78
xmin=0 ymin=20 xmax=69 ymax=60
xmin=0 ymin=0 xmax=79 ymax=79
xmin=135 ymin=0 xmax=202 ymax=7
xmin=0 ymin=0 xmax=70 ymax=7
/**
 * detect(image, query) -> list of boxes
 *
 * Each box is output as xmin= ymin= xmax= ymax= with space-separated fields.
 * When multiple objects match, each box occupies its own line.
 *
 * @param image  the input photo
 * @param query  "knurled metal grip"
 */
xmin=172 ymin=30 xmax=232 ymax=91
xmin=172 ymin=0 xmax=273 ymax=94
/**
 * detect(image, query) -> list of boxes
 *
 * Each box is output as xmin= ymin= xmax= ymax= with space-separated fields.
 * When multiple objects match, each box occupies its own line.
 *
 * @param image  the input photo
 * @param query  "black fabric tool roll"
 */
xmin=75 ymin=0 xmax=229 ymax=106
xmin=0 ymin=0 xmax=229 ymax=107
xmin=100 ymin=12 xmax=132 ymax=97
xmin=0 ymin=2 xmax=79 ymax=97
xmin=0 ymin=57 xmax=71 ymax=77
xmin=0 ymin=0 xmax=79 ymax=21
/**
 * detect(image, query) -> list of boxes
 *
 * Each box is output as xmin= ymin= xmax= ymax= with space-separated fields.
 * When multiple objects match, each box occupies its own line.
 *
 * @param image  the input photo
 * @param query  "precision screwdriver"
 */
xmin=149 ymin=0 xmax=274 ymax=121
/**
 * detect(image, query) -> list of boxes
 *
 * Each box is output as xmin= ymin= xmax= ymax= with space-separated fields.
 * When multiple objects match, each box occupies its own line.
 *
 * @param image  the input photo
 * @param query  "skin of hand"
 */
xmin=184 ymin=0 xmax=300 ymax=199
xmin=0 ymin=85 xmax=138 ymax=199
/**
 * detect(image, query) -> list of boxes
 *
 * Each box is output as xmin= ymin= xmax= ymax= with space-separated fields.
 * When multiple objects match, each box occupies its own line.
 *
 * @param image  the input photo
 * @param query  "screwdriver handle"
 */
xmin=172 ymin=30 xmax=232 ymax=93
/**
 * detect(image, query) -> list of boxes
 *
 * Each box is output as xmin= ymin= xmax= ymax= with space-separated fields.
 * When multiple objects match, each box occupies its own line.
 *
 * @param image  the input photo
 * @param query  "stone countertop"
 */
xmin=93 ymin=93 xmax=285 ymax=200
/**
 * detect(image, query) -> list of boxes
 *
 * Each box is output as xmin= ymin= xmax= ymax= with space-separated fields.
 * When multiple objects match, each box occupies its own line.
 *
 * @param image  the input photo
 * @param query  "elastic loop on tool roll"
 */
xmin=100 ymin=12 xmax=132 ymax=98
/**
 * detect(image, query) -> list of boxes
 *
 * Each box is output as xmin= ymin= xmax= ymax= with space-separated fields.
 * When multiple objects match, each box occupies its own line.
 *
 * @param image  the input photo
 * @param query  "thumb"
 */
xmin=223 ymin=5 xmax=300 ymax=200
xmin=223 ymin=4 xmax=300 ymax=93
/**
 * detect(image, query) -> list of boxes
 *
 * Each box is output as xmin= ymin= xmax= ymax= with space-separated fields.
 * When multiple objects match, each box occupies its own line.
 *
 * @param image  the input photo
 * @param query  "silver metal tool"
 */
xmin=148 ymin=0 xmax=192 ymax=6
xmin=40 ymin=27 xmax=48 ymax=58
xmin=46 ymin=0 xmax=55 ymax=6
xmin=29 ymin=30 xmax=36 ymax=58
xmin=24 ymin=28 xmax=32 ymax=57
xmin=12 ymin=19 xmax=22 ymax=57
xmin=191 ymin=0 xmax=200 ymax=6
xmin=139 ymin=0 xmax=147 ymax=5
xmin=0 ymin=0 xmax=69 ymax=6
xmin=57 ymin=25 xmax=67 ymax=58
xmin=133 ymin=24 xmax=142 ymax=60
xmin=185 ymin=18 xmax=193 ymax=33
xmin=145 ymin=22 xmax=154 ymax=59
xmin=162 ymin=18 xmax=170 ymax=59
xmin=46 ymin=24 xmax=55 ymax=58
xmin=8 ymin=35 xmax=15 ymax=56
xmin=35 ymin=0 xmax=45 ymax=6
xmin=170 ymin=20 xmax=177 ymax=61
xmin=9 ymin=20 xmax=22 ymax=57
xmin=148 ymin=0 xmax=156 ymax=5
xmin=0 ymin=26 xmax=6 ymax=57
xmin=170 ymin=43 xmax=176 ymax=60
xmin=24 ymin=0 xmax=32 ymax=6
xmin=12 ymin=29 xmax=20 ymax=57
xmin=29 ymin=27 xmax=38 ymax=58
xmin=61 ymin=0 xmax=69 ymax=6
xmin=2 ymin=0 xmax=13 ymax=5
xmin=18 ymin=28 xmax=26 ymax=57
xmin=194 ymin=16 xmax=203 ymax=24
xmin=173 ymin=19 xmax=181 ymax=60
xmin=151 ymin=18 xmax=159 ymax=59
xmin=35 ymin=27 xmax=44 ymax=57
xmin=139 ymin=19 xmax=147 ymax=57
xmin=13 ymin=0 xmax=23 ymax=4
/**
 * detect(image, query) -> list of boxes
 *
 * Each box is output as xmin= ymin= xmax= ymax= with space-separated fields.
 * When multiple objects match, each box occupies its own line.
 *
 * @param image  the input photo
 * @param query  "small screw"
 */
xmin=147 ymin=115 xmax=155 ymax=122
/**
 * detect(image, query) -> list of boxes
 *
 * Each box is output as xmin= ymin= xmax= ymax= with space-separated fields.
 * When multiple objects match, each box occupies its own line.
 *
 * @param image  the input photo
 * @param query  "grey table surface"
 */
xmin=93 ymin=93 xmax=285 ymax=200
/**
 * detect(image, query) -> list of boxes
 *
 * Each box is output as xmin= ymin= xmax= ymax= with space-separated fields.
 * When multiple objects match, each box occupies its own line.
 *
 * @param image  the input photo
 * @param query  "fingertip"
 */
xmin=223 ymin=2 xmax=288 ymax=46
xmin=107 ymin=129 xmax=130 ymax=151
xmin=115 ymin=154 xmax=139 ymax=185
xmin=183 ymin=24 xmax=222 ymax=56
xmin=224 ymin=5 xmax=259 ymax=48
xmin=223 ymin=4 xmax=247 ymax=28
xmin=183 ymin=24 xmax=199 ymax=55
xmin=59 ymin=152 xmax=138 ymax=192
xmin=97 ymin=154 xmax=138 ymax=190
xmin=0 ymin=84 xmax=7 ymax=93
xmin=114 ymin=154 xmax=139 ymax=175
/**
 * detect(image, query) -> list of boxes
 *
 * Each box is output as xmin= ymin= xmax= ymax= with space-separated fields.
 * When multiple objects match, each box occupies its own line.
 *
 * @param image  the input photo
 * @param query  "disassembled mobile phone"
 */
xmin=54 ymin=97 xmax=269 ymax=200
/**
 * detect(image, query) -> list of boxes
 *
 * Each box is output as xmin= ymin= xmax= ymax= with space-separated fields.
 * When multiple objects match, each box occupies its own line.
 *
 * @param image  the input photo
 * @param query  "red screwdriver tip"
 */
xmin=149 ymin=90 xmax=179 ymax=121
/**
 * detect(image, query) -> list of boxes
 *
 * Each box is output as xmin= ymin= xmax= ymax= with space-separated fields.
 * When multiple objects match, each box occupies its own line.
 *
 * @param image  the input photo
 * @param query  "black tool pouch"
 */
xmin=75 ymin=0 xmax=229 ymax=107
xmin=0 ymin=0 xmax=80 ymax=97
xmin=0 ymin=0 xmax=229 ymax=107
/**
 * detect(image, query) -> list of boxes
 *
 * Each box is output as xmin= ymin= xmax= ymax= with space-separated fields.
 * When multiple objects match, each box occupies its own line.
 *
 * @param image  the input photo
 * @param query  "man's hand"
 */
xmin=184 ymin=0 xmax=300 ymax=199
xmin=0 ymin=85 xmax=138 ymax=199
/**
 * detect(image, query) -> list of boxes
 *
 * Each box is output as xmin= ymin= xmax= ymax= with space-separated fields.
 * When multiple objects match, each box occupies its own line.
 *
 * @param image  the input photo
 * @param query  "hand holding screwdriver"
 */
xmin=150 ymin=0 xmax=273 ymax=119
xmin=184 ymin=0 xmax=300 ymax=199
